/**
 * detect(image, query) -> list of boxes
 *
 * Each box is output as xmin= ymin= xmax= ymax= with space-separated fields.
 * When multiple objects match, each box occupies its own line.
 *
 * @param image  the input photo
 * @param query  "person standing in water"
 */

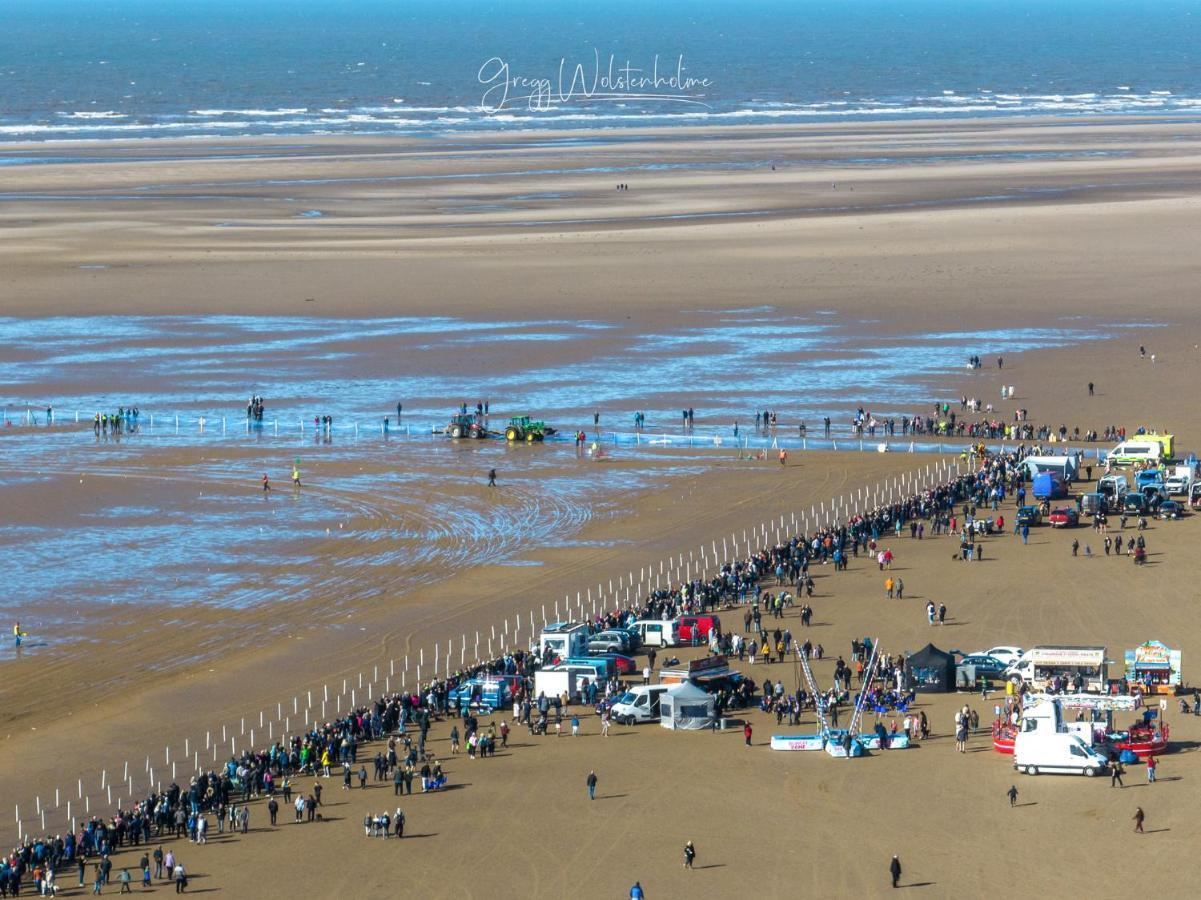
xmin=292 ymin=464 xmax=301 ymax=487
xmin=488 ymin=468 xmax=497 ymax=487
xmin=262 ymin=473 xmax=271 ymax=493
xmin=13 ymin=621 xmax=22 ymax=648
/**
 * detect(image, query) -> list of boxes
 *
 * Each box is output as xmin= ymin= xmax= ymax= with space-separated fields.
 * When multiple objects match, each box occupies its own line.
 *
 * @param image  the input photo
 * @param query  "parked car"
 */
xmin=981 ymin=646 xmax=1024 ymax=666
xmin=600 ymin=629 xmax=635 ymax=651
xmin=1122 ymin=493 xmax=1148 ymax=515
xmin=1165 ymin=474 xmax=1191 ymax=496
xmin=1158 ymin=500 xmax=1185 ymax=520
xmin=957 ymin=654 xmax=1009 ymax=680
xmin=1047 ymin=507 xmax=1079 ymax=528
xmin=590 ymin=652 xmax=639 ymax=674
xmin=586 ymin=634 xmax=627 ymax=654
xmin=1016 ymin=505 xmax=1042 ymax=526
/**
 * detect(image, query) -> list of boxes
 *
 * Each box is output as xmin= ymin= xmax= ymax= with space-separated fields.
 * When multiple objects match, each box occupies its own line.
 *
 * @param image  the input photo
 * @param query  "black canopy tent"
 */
xmin=906 ymin=643 xmax=955 ymax=693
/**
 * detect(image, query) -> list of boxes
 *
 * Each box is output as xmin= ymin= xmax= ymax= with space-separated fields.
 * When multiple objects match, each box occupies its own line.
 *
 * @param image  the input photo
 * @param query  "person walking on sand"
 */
xmin=1147 ymin=755 xmax=1157 ymax=784
xmin=890 ymin=855 xmax=902 ymax=888
xmin=262 ymin=473 xmax=270 ymax=493
xmin=779 ymin=448 xmax=787 ymax=466
xmin=487 ymin=468 xmax=497 ymax=487
xmin=744 ymin=721 xmax=753 ymax=746
xmin=683 ymin=841 xmax=696 ymax=869
xmin=1111 ymin=759 xmax=1125 ymax=787
xmin=586 ymin=769 xmax=598 ymax=800
xmin=1133 ymin=807 xmax=1145 ymax=833
xmin=630 ymin=881 xmax=645 ymax=899
xmin=1007 ymin=785 xmax=1018 ymax=807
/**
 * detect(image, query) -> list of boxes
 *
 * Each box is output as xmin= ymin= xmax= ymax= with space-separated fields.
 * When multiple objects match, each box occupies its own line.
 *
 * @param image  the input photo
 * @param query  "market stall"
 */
xmin=1124 ymin=640 xmax=1182 ymax=695
xmin=905 ymin=644 xmax=955 ymax=693
xmin=659 ymin=682 xmax=716 ymax=731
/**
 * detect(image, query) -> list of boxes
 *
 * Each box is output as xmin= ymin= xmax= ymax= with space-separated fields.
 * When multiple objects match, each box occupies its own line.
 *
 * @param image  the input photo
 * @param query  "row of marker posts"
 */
xmin=2 ymin=409 xmax=1110 ymax=463
xmin=7 ymin=454 xmax=970 ymax=843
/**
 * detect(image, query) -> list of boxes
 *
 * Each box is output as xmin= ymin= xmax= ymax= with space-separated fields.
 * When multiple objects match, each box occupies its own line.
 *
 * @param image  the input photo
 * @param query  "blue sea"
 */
xmin=0 ymin=0 xmax=1200 ymax=142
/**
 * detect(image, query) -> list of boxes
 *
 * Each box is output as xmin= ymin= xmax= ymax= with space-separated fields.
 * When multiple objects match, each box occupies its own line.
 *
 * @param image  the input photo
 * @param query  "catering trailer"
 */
xmin=1124 ymin=640 xmax=1182 ymax=694
xmin=1005 ymin=646 xmax=1108 ymax=693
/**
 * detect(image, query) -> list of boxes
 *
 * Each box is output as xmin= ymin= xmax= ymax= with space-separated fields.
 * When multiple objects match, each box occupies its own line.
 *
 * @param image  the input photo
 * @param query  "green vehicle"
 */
xmin=504 ymin=416 xmax=556 ymax=442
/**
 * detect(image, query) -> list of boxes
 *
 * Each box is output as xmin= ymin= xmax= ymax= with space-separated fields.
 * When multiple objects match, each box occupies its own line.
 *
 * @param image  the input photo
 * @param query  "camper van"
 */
xmin=540 ymin=622 xmax=591 ymax=661
xmin=1108 ymin=441 xmax=1164 ymax=466
xmin=632 ymin=619 xmax=680 ymax=648
xmin=608 ymin=684 xmax=671 ymax=724
xmin=1013 ymin=696 xmax=1110 ymax=777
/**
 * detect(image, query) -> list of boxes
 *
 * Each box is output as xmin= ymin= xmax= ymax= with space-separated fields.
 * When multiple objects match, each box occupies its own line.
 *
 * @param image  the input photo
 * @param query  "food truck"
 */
xmin=1124 ymin=640 xmax=1182 ymax=695
xmin=1005 ymin=646 xmax=1108 ymax=693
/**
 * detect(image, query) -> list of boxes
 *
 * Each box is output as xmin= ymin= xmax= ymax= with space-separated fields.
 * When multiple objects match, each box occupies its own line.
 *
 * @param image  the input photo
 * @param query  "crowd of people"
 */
xmin=5 ymin=432 xmax=1171 ymax=893
xmin=92 ymin=407 xmax=140 ymax=436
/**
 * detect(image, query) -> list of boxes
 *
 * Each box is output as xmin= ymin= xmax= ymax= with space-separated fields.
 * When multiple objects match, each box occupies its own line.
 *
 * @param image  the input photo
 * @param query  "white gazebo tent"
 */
xmin=660 ymin=682 xmax=717 ymax=731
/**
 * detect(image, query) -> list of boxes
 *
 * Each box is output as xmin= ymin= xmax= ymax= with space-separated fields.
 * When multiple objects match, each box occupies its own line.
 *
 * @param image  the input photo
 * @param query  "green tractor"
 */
xmin=444 ymin=413 xmax=488 ymax=439
xmin=505 ymin=415 xmax=556 ymax=442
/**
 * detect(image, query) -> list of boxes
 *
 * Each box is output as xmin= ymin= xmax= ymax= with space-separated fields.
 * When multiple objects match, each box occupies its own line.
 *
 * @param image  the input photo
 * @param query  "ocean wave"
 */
xmin=189 ymin=108 xmax=309 ymax=117
xmin=4 ymin=91 xmax=1201 ymax=142
xmin=56 ymin=111 xmax=127 ymax=120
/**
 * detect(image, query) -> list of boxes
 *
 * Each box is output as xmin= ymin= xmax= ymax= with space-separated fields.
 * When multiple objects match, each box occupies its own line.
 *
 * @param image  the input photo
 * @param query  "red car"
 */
xmin=678 ymin=615 xmax=721 ymax=644
xmin=1048 ymin=507 xmax=1079 ymax=527
xmin=591 ymin=653 xmax=638 ymax=674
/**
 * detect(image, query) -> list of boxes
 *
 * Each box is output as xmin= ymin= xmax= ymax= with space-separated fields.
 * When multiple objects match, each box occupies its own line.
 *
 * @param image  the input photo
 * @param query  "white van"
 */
xmin=608 ymin=684 xmax=670 ymax=724
xmin=633 ymin=619 xmax=680 ymax=648
xmin=1108 ymin=441 xmax=1164 ymax=466
xmin=1012 ymin=697 xmax=1109 ymax=777
xmin=1014 ymin=731 xmax=1109 ymax=777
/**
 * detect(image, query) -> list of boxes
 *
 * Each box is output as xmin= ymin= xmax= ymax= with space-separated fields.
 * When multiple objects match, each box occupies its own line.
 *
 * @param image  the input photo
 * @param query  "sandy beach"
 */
xmin=3 ymin=117 xmax=1201 ymax=897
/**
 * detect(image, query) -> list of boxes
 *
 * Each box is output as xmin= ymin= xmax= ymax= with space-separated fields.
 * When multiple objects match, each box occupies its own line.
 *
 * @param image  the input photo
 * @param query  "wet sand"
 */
xmin=3 ymin=117 xmax=1201 ymax=895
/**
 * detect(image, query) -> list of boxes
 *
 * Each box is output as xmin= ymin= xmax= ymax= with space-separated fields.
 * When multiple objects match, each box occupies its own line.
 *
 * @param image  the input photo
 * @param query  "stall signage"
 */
xmin=689 ymin=654 xmax=729 ymax=675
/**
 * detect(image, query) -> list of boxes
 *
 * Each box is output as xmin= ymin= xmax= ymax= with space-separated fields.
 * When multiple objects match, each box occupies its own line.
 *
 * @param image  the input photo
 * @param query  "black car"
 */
xmin=1016 ymin=505 xmax=1042 ymax=526
xmin=1122 ymin=493 xmax=1147 ymax=514
xmin=1159 ymin=500 xmax=1185 ymax=520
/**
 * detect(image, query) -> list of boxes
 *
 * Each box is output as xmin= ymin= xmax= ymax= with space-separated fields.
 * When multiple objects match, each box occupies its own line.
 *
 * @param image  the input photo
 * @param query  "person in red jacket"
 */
xmin=744 ymin=722 xmax=753 ymax=746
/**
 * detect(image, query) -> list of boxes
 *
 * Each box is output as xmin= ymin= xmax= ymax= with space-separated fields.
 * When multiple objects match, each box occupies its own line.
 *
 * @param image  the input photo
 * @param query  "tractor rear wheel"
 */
xmin=451 ymin=425 xmax=463 ymax=438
